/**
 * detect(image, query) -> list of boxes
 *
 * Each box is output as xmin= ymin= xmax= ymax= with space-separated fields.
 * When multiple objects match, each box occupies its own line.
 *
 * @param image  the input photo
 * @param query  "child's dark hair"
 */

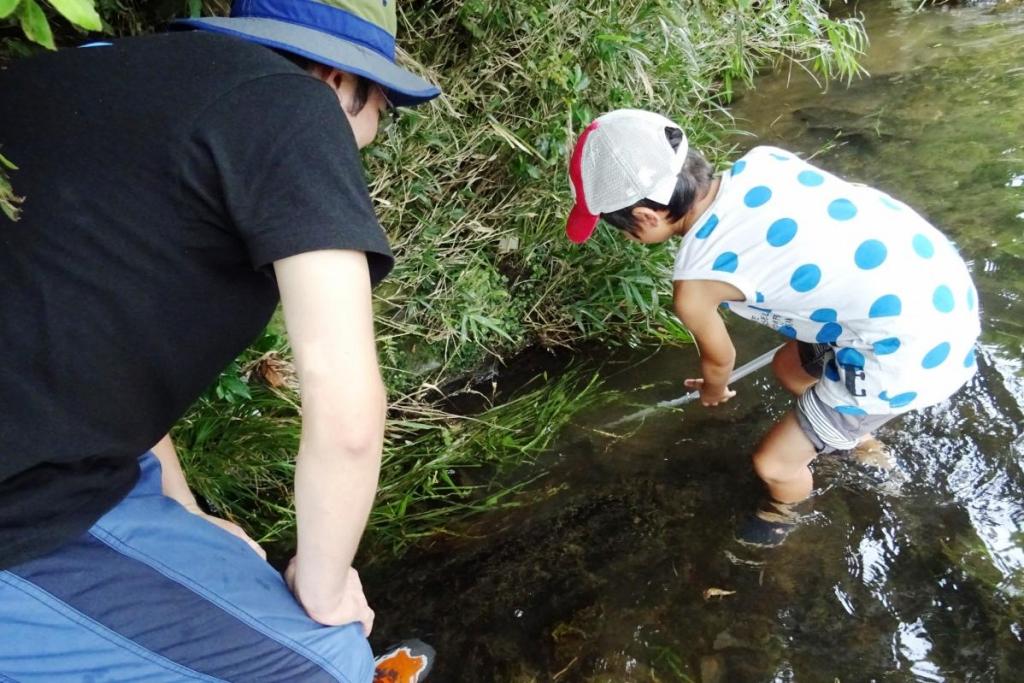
xmin=601 ymin=127 xmax=714 ymax=234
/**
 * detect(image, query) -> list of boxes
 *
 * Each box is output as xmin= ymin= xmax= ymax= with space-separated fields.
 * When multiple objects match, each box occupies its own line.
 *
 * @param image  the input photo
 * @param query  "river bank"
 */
xmin=361 ymin=0 xmax=1024 ymax=679
xmin=145 ymin=0 xmax=866 ymax=556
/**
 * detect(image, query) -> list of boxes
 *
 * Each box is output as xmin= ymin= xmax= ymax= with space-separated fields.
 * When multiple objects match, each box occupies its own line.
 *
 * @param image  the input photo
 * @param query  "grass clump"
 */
xmin=368 ymin=0 xmax=866 ymax=394
xmin=3 ymin=0 xmax=869 ymax=556
xmin=174 ymin=329 xmax=611 ymax=561
xmin=176 ymin=0 xmax=867 ymax=555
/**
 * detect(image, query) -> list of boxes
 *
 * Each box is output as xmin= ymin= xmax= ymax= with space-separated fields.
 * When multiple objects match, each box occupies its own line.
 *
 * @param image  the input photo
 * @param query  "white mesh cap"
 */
xmin=566 ymin=109 xmax=688 ymax=244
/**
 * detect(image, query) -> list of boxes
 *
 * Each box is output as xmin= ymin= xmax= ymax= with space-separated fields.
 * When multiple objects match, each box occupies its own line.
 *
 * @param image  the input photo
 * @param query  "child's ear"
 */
xmin=631 ymin=206 xmax=662 ymax=232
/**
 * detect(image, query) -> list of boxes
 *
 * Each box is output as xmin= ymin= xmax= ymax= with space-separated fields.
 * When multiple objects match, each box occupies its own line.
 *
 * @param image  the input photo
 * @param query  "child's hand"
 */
xmin=684 ymin=378 xmax=737 ymax=407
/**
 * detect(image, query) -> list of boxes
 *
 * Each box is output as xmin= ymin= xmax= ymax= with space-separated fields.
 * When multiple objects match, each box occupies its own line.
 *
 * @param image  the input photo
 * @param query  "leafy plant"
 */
xmin=1 ymin=0 xmax=101 ymax=50
xmin=0 ymin=151 xmax=21 ymax=220
xmin=1 ymin=0 xmax=102 ymax=218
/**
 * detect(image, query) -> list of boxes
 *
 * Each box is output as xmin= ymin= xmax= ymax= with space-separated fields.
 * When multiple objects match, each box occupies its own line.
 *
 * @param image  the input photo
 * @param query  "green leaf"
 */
xmin=188 ymin=0 xmax=201 ymax=18
xmin=46 ymin=0 xmax=100 ymax=30
xmin=0 ymin=0 xmax=22 ymax=21
xmin=17 ymin=0 xmax=54 ymax=49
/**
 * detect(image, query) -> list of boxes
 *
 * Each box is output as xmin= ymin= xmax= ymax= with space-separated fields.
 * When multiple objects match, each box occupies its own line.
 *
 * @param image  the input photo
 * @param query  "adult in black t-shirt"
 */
xmin=0 ymin=1 xmax=439 ymax=680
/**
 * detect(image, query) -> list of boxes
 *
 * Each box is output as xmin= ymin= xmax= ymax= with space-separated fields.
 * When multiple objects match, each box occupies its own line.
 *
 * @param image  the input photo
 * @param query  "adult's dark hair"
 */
xmin=275 ymin=50 xmax=373 ymax=114
xmin=601 ymin=127 xmax=714 ymax=235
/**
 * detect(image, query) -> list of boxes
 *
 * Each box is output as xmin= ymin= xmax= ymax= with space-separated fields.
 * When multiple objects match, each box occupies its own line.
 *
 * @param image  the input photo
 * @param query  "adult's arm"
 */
xmin=151 ymin=434 xmax=266 ymax=558
xmin=673 ymin=279 xmax=740 ymax=405
xmin=152 ymin=434 xmax=200 ymax=510
xmin=274 ymin=249 xmax=386 ymax=630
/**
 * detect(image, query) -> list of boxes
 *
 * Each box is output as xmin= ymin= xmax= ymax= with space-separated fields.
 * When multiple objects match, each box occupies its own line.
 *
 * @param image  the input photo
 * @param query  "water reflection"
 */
xmin=365 ymin=2 xmax=1024 ymax=680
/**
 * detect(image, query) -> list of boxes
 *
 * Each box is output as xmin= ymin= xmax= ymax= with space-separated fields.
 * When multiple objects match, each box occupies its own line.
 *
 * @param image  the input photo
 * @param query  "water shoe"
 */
xmin=373 ymin=639 xmax=435 ymax=683
xmin=735 ymin=499 xmax=802 ymax=548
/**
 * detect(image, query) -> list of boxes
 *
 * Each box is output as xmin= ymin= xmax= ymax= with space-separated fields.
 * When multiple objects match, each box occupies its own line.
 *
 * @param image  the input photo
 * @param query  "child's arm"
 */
xmin=673 ymin=279 xmax=741 ymax=406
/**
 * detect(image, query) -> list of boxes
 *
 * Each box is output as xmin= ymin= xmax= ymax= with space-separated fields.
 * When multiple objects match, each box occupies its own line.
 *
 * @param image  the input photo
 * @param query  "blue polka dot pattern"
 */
xmin=872 ymin=337 xmax=901 ymax=355
xmin=964 ymin=348 xmax=976 ymax=367
xmin=695 ymin=214 xmax=719 ymax=239
xmin=922 ymin=342 xmax=950 ymax=369
xmin=744 ymin=186 xmax=772 ymax=208
xmin=790 ymin=264 xmax=821 ymax=292
xmin=810 ymin=308 xmax=837 ymax=322
xmin=816 ymin=323 xmax=842 ymax=343
xmin=756 ymin=291 xmax=765 ymax=303
xmin=854 ymin=240 xmax=887 ymax=270
xmin=879 ymin=390 xmax=890 ymax=401
xmin=888 ymin=391 xmax=917 ymax=408
xmin=828 ymin=198 xmax=857 ymax=221
xmin=869 ymin=295 xmax=902 ymax=318
xmin=766 ymin=218 xmax=797 ymax=247
xmin=824 ymin=360 xmax=840 ymax=382
xmin=835 ymin=405 xmax=868 ymax=416
xmin=770 ymin=153 xmax=790 ymax=161
xmin=778 ymin=325 xmax=797 ymax=339
xmin=967 ymin=287 xmax=976 ymax=311
xmin=731 ymin=160 xmax=746 ymax=176
xmin=713 ymin=252 xmax=739 ymax=273
xmin=837 ymin=348 xmax=865 ymax=368
xmin=933 ymin=285 xmax=955 ymax=313
xmin=797 ymin=170 xmax=824 ymax=187
xmin=912 ymin=234 xmax=934 ymax=259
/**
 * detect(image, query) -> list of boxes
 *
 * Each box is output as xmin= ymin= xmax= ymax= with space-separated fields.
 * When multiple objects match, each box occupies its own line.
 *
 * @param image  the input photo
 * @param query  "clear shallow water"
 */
xmin=365 ymin=3 xmax=1024 ymax=680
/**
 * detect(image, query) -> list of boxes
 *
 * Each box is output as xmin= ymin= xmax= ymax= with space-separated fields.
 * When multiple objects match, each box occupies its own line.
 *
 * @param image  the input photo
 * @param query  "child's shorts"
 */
xmin=794 ymin=342 xmax=896 ymax=453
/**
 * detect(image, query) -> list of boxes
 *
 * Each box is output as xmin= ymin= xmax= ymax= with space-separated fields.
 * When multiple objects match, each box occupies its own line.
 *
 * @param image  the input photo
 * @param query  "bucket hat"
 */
xmin=566 ymin=109 xmax=688 ymax=244
xmin=175 ymin=0 xmax=440 ymax=106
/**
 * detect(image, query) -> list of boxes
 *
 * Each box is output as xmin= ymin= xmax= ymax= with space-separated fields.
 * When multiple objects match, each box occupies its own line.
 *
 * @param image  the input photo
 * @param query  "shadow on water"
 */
xmin=365 ymin=2 xmax=1024 ymax=680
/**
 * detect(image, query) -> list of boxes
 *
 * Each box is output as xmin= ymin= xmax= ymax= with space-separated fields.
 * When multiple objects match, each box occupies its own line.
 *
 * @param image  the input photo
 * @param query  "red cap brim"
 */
xmin=565 ymin=120 xmax=602 ymax=244
xmin=566 ymin=203 xmax=599 ymax=244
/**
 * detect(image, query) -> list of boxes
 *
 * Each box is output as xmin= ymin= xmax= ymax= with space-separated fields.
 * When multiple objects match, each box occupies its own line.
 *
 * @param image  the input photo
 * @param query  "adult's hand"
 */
xmin=284 ymin=557 xmax=375 ymax=636
xmin=185 ymin=503 xmax=267 ymax=560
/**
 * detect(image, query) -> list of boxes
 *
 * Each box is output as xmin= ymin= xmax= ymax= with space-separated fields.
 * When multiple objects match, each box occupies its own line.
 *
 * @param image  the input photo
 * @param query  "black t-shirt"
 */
xmin=0 ymin=31 xmax=393 ymax=568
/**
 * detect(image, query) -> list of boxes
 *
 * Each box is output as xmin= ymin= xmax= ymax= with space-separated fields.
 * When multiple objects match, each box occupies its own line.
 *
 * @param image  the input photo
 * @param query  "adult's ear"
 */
xmin=310 ymin=64 xmax=345 ymax=91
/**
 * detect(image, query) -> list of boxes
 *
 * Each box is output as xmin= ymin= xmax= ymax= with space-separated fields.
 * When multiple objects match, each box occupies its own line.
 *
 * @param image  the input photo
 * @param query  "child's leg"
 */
xmin=752 ymin=410 xmax=819 ymax=504
xmin=772 ymin=341 xmax=827 ymax=396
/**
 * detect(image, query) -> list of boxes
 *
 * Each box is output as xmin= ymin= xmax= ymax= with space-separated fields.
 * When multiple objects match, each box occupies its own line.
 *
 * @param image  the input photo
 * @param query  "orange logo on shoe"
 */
xmin=373 ymin=646 xmax=428 ymax=683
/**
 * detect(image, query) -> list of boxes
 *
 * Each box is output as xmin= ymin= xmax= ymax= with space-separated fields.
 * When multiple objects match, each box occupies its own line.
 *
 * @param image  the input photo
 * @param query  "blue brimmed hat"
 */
xmin=175 ymin=0 xmax=440 ymax=106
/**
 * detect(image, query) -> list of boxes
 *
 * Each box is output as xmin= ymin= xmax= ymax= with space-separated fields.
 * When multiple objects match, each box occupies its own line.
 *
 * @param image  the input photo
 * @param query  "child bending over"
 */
xmin=565 ymin=109 xmax=980 ymax=545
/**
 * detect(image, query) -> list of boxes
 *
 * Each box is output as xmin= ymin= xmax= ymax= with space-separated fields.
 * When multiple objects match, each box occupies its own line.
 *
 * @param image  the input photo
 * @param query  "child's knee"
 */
xmin=752 ymin=448 xmax=805 ymax=484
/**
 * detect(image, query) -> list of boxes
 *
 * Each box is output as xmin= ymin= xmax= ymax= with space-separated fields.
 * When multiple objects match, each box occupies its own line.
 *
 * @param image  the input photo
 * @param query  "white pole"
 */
xmin=609 ymin=343 xmax=785 ymax=427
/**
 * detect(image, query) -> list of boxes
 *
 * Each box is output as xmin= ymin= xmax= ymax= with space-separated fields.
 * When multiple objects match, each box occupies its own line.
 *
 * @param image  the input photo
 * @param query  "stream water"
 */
xmin=364 ymin=2 xmax=1024 ymax=680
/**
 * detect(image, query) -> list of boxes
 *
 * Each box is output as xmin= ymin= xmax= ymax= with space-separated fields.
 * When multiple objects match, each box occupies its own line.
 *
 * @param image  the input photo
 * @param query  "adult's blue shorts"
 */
xmin=0 ymin=453 xmax=374 ymax=682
